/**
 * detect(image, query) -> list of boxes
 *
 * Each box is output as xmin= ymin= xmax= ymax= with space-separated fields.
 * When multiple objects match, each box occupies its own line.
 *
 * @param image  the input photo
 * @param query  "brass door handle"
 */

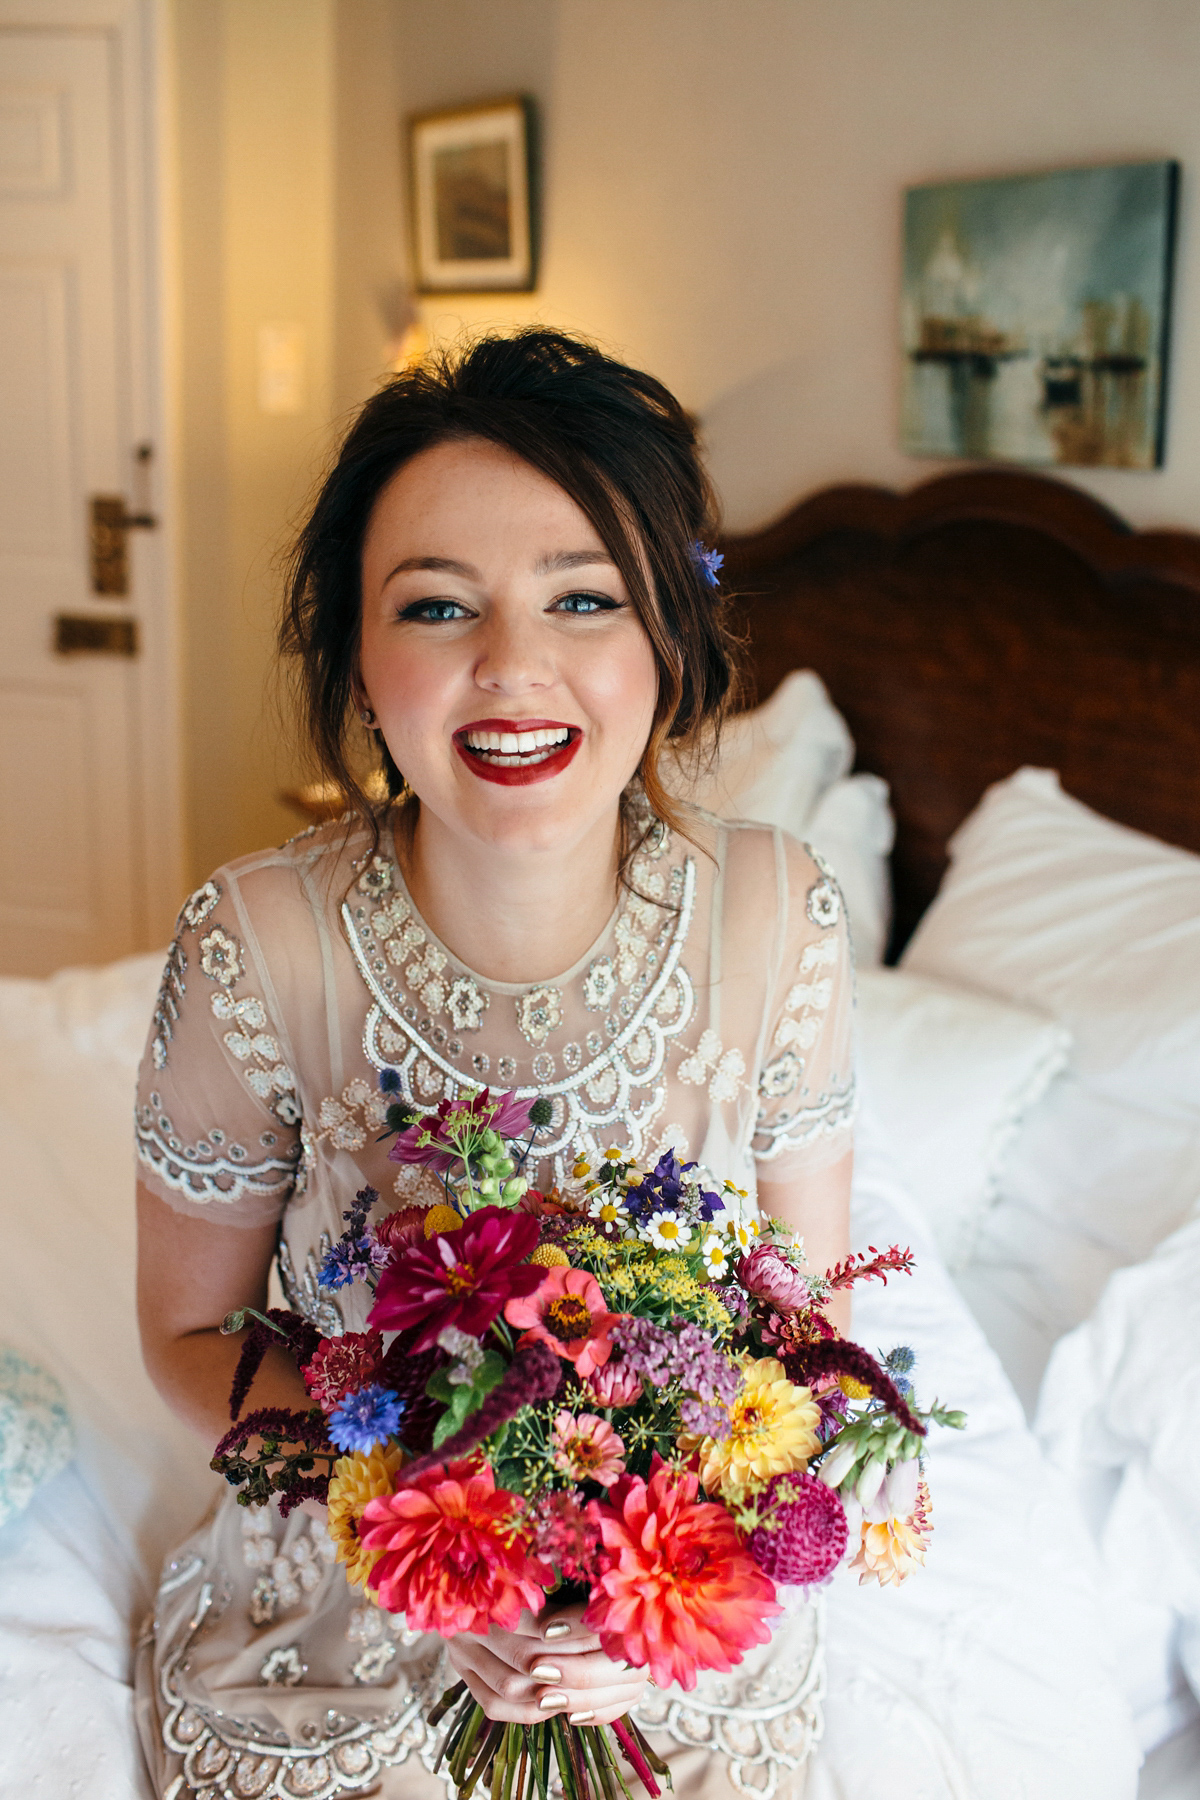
xmin=55 ymin=614 xmax=139 ymax=656
xmin=90 ymin=494 xmax=158 ymax=595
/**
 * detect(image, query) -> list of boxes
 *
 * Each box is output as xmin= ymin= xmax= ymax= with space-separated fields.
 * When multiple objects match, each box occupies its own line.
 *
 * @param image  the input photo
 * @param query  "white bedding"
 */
xmin=0 ymin=953 xmax=1158 ymax=1799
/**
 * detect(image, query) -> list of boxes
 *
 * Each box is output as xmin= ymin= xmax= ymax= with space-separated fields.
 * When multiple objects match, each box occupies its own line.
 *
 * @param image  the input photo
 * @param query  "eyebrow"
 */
xmin=383 ymin=548 xmax=616 ymax=584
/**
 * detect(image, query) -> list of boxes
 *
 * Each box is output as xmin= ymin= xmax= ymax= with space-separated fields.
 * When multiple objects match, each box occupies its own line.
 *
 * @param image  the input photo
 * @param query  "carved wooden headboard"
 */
xmin=720 ymin=469 xmax=1200 ymax=957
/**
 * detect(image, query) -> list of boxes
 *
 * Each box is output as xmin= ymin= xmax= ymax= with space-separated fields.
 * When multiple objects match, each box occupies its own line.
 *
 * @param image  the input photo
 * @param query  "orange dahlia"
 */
xmin=359 ymin=1459 xmax=553 ymax=1634
xmin=850 ymin=1477 xmax=933 ymax=1587
xmin=326 ymin=1443 xmax=406 ymax=1592
xmin=585 ymin=1460 xmax=780 ymax=1690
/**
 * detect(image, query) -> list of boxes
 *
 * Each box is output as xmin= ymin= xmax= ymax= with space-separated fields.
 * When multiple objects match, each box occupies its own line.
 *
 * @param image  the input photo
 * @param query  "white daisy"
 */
xmin=700 ymin=1234 xmax=729 ymax=1279
xmin=587 ymin=1193 xmax=626 ymax=1227
xmin=643 ymin=1211 xmax=693 ymax=1251
xmin=726 ymin=1217 xmax=759 ymax=1252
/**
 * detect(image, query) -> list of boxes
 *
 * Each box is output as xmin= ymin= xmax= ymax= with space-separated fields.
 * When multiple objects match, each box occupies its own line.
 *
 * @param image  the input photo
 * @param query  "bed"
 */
xmin=1 ymin=468 xmax=1198 ymax=1799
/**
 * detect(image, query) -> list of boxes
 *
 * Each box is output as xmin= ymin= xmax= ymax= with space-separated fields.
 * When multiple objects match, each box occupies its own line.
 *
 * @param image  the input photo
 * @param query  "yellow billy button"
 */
xmin=423 ymin=1204 xmax=463 ymax=1238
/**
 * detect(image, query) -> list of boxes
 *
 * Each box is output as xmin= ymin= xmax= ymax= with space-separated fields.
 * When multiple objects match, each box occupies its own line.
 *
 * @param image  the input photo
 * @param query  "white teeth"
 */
xmin=462 ymin=725 xmax=572 ymax=761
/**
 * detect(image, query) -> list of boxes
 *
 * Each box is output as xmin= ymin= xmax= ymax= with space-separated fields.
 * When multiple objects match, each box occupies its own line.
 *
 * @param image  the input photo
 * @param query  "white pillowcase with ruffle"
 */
xmin=664 ymin=670 xmax=895 ymax=963
xmin=855 ymin=968 xmax=1070 ymax=1270
xmin=902 ymin=766 xmax=1200 ymax=1407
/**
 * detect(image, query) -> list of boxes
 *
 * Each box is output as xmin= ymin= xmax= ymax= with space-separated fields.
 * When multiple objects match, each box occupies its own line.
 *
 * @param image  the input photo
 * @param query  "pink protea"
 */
xmin=551 ymin=1410 xmax=626 ymax=1485
xmin=302 ymin=1329 xmax=385 ymax=1410
xmin=360 ymin=1459 xmax=553 ymax=1633
xmin=738 ymin=1244 xmax=812 ymax=1312
xmin=746 ymin=1470 xmax=848 ymax=1586
xmin=585 ymin=1460 xmax=780 ymax=1690
xmin=504 ymin=1266 xmax=623 ymax=1379
xmin=583 ymin=1357 xmax=644 ymax=1409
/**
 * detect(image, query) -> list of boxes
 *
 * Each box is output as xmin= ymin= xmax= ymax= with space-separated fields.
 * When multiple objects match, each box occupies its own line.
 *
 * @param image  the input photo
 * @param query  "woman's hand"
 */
xmin=446 ymin=1602 xmax=649 ymax=1725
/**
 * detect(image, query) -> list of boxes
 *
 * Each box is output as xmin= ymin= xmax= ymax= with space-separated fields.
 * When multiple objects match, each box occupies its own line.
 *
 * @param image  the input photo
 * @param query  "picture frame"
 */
xmin=408 ymin=96 xmax=537 ymax=294
xmin=901 ymin=160 xmax=1179 ymax=469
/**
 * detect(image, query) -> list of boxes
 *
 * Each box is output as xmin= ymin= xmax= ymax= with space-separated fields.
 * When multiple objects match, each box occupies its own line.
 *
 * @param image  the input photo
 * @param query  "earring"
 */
xmin=359 ymin=706 xmax=377 ymax=727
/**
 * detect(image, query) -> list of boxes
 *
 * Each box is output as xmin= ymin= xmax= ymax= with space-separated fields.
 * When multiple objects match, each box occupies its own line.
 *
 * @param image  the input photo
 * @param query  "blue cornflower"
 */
xmin=318 ymin=1232 xmax=388 ymax=1291
xmin=689 ymin=541 xmax=724 ymax=589
xmin=327 ymin=1383 xmax=405 ymax=1453
xmin=378 ymin=1068 xmax=402 ymax=1095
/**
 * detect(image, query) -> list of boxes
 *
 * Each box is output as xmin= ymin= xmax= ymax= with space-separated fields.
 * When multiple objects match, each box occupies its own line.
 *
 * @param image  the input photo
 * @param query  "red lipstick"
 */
xmin=453 ymin=718 xmax=582 ymax=787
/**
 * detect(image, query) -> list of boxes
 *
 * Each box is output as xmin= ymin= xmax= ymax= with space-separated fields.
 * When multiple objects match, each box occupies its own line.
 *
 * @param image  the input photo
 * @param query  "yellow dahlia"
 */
xmin=681 ymin=1355 xmax=821 ymax=1497
xmin=327 ymin=1443 xmax=406 ymax=1592
xmin=850 ymin=1477 xmax=933 ymax=1587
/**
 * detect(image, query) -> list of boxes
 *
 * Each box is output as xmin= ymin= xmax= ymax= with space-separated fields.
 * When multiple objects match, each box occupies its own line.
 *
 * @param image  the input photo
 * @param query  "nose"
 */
xmin=472 ymin=604 xmax=554 ymax=695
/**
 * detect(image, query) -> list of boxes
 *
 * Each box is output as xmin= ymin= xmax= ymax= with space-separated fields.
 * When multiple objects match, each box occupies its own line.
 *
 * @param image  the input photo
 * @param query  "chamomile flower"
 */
xmin=603 ymin=1148 xmax=625 ymax=1163
xmin=573 ymin=1159 xmax=592 ymax=1180
xmin=726 ymin=1217 xmax=759 ymax=1253
xmin=643 ymin=1211 xmax=693 ymax=1251
xmin=700 ymin=1234 xmax=730 ymax=1280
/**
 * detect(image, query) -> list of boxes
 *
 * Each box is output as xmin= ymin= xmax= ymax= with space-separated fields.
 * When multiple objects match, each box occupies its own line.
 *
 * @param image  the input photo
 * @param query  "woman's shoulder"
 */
xmin=713 ymin=814 xmax=828 ymax=889
xmin=200 ymin=814 xmax=377 ymax=915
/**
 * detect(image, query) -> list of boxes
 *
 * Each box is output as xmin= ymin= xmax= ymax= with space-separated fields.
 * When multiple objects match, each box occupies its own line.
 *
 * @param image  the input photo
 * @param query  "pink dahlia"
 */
xmin=585 ymin=1460 xmax=780 ymax=1690
xmin=302 ymin=1329 xmax=384 ymax=1410
xmin=746 ymin=1470 xmax=848 ymax=1587
xmin=527 ymin=1488 xmax=604 ymax=1587
xmin=388 ymin=1089 xmax=533 ymax=1173
xmin=360 ymin=1459 xmax=553 ymax=1633
xmin=504 ymin=1266 xmax=623 ymax=1379
xmin=368 ymin=1205 xmax=543 ymax=1351
xmin=551 ymin=1410 xmax=626 ymax=1485
xmin=738 ymin=1244 xmax=812 ymax=1312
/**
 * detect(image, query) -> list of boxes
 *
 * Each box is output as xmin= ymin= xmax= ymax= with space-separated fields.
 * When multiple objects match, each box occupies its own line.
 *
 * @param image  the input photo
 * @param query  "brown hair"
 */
xmin=279 ymin=328 xmax=740 ymax=870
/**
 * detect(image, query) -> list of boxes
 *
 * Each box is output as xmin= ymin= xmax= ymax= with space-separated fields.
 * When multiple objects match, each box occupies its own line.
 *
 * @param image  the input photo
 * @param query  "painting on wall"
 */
xmin=409 ymin=97 xmax=537 ymax=293
xmin=901 ymin=161 xmax=1179 ymax=469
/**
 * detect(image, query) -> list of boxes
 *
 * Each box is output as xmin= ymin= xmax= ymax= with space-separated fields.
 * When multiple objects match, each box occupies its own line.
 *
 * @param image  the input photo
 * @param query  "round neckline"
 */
xmin=385 ymin=817 xmax=625 ymax=996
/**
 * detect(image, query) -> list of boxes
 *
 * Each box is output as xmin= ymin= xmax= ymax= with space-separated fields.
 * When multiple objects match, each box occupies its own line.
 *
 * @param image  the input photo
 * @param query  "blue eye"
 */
xmin=554 ymin=592 xmax=618 ymax=615
xmin=401 ymin=599 xmax=469 ymax=622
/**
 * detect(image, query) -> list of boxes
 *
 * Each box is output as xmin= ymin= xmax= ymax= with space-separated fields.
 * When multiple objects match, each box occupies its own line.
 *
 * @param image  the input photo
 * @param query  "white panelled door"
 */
xmin=1 ymin=26 xmax=159 ymax=974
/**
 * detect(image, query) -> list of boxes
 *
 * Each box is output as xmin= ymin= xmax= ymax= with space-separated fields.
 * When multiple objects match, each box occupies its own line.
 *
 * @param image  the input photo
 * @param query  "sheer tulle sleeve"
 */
xmin=752 ymin=836 xmax=856 ymax=1180
xmin=134 ymin=872 xmax=303 ymax=1227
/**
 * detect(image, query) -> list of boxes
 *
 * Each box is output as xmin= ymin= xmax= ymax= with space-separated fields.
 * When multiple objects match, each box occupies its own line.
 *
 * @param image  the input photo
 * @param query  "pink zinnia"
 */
xmin=585 ymin=1460 xmax=780 ymax=1690
xmin=361 ymin=1459 xmax=553 ymax=1633
xmin=551 ymin=1410 xmax=626 ymax=1485
xmin=302 ymin=1329 xmax=384 ymax=1409
xmin=504 ymin=1267 xmax=623 ymax=1379
xmin=738 ymin=1244 xmax=812 ymax=1312
xmin=369 ymin=1205 xmax=544 ymax=1351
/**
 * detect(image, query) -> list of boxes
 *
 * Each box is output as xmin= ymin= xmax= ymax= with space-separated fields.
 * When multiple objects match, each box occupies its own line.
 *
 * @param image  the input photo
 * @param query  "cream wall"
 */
xmin=169 ymin=0 xmax=402 ymax=882
xmin=394 ymin=0 xmax=1200 ymax=535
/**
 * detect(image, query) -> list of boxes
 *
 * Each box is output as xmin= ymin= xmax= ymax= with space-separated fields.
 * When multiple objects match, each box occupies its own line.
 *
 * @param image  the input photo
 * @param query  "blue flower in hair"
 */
xmin=690 ymin=540 xmax=724 ymax=589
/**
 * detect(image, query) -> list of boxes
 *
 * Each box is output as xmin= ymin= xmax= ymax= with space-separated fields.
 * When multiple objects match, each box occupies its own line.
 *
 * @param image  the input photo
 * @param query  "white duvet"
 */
xmin=0 ymin=958 xmax=1154 ymax=1797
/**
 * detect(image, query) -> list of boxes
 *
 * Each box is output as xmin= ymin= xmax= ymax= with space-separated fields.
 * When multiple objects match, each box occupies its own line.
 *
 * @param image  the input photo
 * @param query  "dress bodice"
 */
xmin=136 ymin=808 xmax=855 ymax=1335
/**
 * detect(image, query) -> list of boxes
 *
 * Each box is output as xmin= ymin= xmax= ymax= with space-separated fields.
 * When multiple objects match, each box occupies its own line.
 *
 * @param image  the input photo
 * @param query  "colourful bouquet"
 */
xmin=214 ymin=1084 xmax=963 ymax=1800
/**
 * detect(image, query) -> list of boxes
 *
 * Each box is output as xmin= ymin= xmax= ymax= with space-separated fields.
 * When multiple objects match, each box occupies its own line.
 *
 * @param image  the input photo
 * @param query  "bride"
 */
xmin=134 ymin=328 xmax=855 ymax=1799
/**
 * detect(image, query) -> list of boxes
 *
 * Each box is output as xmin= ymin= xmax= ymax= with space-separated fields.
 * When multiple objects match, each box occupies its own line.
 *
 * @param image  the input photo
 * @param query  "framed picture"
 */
xmin=901 ymin=160 xmax=1179 ymax=468
xmin=408 ymin=96 xmax=537 ymax=293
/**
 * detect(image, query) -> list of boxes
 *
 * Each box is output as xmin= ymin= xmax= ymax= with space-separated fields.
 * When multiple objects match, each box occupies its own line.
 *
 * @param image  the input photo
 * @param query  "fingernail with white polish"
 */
xmin=543 ymin=1621 xmax=572 ymax=1641
xmin=537 ymin=1691 xmax=568 ymax=1712
xmin=530 ymin=1664 xmax=562 ymax=1683
xmin=568 ymin=1710 xmax=595 ymax=1725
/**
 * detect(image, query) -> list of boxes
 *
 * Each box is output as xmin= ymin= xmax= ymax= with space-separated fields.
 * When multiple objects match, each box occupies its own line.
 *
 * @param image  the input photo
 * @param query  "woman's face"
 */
xmin=358 ymin=437 xmax=659 ymax=857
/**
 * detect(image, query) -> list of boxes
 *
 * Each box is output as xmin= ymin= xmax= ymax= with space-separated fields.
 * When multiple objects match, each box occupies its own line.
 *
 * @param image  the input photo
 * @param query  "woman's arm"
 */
xmin=756 ymin=1146 xmax=854 ymax=1337
xmin=137 ymin=1181 xmax=310 ymax=1441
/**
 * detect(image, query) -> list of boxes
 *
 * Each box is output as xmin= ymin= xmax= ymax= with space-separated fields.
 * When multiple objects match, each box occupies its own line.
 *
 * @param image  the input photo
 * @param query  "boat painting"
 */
xmin=901 ymin=162 xmax=1178 ymax=468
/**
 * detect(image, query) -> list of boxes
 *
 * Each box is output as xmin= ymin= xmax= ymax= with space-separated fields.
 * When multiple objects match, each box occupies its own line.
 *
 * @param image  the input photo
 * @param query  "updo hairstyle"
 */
xmin=280 ymin=328 xmax=741 ymax=865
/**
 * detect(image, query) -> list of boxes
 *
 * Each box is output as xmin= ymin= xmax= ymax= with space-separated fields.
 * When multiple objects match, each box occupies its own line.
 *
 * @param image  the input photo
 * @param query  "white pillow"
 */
xmin=0 ymin=954 xmax=220 ymax=1572
xmin=856 ymin=967 xmax=1070 ymax=1269
xmin=664 ymin=670 xmax=895 ymax=962
xmin=903 ymin=768 xmax=1200 ymax=1373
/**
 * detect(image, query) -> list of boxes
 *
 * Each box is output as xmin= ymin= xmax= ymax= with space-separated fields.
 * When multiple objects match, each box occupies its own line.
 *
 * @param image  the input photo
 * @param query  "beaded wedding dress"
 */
xmin=133 ymin=806 xmax=855 ymax=1800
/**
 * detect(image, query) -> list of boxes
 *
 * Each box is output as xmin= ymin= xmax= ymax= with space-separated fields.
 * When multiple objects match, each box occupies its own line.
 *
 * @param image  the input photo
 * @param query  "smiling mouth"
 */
xmin=453 ymin=720 xmax=582 ymax=787
xmin=458 ymin=724 xmax=576 ymax=768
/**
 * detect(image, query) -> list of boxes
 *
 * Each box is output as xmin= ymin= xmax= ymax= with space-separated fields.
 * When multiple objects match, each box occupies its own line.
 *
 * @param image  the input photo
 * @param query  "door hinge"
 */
xmin=55 ymin=613 xmax=139 ymax=656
